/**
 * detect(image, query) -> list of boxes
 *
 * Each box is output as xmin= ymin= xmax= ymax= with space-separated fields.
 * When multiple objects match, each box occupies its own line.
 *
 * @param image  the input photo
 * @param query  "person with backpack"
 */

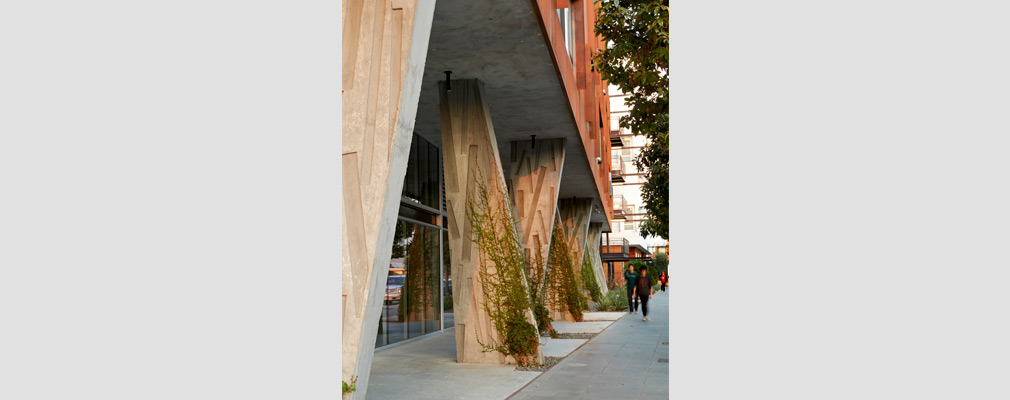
xmin=636 ymin=266 xmax=654 ymax=322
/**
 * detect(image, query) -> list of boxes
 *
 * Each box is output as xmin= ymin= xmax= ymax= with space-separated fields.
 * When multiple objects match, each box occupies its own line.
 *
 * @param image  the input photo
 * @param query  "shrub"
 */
xmin=595 ymin=288 xmax=628 ymax=312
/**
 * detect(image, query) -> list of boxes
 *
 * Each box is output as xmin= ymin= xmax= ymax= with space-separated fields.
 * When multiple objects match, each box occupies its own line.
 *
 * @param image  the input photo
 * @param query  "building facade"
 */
xmin=601 ymin=84 xmax=670 ymax=289
xmin=342 ymin=0 xmax=615 ymax=398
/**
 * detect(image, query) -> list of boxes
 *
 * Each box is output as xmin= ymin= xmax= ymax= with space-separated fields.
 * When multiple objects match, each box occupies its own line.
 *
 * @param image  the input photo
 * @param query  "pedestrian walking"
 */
xmin=659 ymin=271 xmax=667 ymax=292
xmin=636 ymin=266 xmax=653 ymax=321
xmin=624 ymin=264 xmax=639 ymax=313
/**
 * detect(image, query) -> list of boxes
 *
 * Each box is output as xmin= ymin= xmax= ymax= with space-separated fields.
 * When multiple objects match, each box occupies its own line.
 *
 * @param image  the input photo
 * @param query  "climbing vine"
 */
xmin=581 ymin=251 xmax=602 ymax=303
xmin=466 ymin=175 xmax=540 ymax=366
xmin=342 ymin=376 xmax=357 ymax=395
xmin=526 ymin=238 xmax=554 ymax=336
xmin=545 ymin=217 xmax=587 ymax=322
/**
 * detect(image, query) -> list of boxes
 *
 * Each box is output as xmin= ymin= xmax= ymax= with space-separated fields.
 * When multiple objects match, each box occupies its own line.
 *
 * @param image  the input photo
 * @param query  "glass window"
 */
xmin=402 ymin=135 xmax=440 ymax=210
xmin=442 ymin=229 xmax=453 ymax=328
xmin=377 ymin=219 xmax=441 ymax=347
xmin=556 ymin=2 xmax=574 ymax=63
xmin=377 ymin=133 xmax=447 ymax=348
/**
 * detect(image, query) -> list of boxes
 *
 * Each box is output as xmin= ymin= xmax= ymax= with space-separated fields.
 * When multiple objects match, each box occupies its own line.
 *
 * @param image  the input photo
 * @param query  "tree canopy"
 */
xmin=593 ymin=0 xmax=669 ymax=240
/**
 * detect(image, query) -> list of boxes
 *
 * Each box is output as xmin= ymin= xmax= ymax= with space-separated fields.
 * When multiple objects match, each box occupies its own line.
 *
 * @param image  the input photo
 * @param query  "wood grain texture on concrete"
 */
xmin=547 ymin=212 xmax=572 ymax=323
xmin=587 ymin=222 xmax=608 ymax=297
xmin=507 ymin=138 xmax=565 ymax=299
xmin=342 ymin=1 xmax=435 ymax=398
xmin=440 ymin=78 xmax=542 ymax=365
xmin=558 ymin=197 xmax=593 ymax=287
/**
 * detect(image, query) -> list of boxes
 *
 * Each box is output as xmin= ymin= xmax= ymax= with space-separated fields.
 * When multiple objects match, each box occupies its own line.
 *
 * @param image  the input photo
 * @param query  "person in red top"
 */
xmin=659 ymin=271 xmax=668 ymax=292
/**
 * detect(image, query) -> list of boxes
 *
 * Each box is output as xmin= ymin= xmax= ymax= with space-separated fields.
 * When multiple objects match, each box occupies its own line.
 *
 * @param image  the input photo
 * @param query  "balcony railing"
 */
xmin=612 ymin=194 xmax=627 ymax=219
xmin=601 ymin=237 xmax=630 ymax=258
xmin=609 ymin=129 xmax=633 ymax=147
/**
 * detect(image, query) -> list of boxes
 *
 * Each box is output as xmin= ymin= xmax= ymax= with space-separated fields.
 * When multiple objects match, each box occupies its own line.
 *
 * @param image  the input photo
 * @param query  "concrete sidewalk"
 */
xmin=509 ymin=291 xmax=670 ymax=400
xmin=366 ymin=328 xmax=541 ymax=400
xmin=365 ymin=292 xmax=668 ymax=399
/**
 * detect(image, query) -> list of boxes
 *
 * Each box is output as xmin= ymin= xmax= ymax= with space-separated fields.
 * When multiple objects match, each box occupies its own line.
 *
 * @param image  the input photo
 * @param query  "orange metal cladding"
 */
xmin=531 ymin=0 xmax=614 ymax=222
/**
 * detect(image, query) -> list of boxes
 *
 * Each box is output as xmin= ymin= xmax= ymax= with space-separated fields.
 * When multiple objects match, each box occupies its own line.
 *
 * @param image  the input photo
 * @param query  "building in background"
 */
xmin=601 ymin=84 xmax=669 ymax=289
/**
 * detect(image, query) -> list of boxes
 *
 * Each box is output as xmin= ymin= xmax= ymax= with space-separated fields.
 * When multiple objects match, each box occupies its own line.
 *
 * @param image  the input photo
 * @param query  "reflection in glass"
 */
xmin=402 ymin=138 xmax=440 ymax=210
xmin=442 ymin=229 xmax=453 ymax=328
xmin=376 ymin=219 xmax=440 ymax=347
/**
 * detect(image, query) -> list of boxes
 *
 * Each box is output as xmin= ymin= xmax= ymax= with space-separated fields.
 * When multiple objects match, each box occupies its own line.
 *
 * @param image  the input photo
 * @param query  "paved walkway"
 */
xmin=509 ymin=290 xmax=670 ymax=400
xmin=366 ymin=328 xmax=541 ymax=400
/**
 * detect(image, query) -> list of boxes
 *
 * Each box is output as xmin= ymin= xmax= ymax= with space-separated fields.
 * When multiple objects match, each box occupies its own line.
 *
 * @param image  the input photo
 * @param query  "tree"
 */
xmin=653 ymin=251 xmax=668 ymax=276
xmin=593 ymin=0 xmax=669 ymax=240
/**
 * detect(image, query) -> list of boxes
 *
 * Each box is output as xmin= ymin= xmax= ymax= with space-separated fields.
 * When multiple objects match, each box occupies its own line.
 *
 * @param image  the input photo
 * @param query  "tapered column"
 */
xmin=508 ymin=138 xmax=565 ymax=295
xmin=558 ymin=198 xmax=594 ymax=278
xmin=341 ymin=1 xmax=434 ymax=398
xmin=586 ymin=222 xmax=608 ymax=297
xmin=441 ymin=78 xmax=542 ymax=364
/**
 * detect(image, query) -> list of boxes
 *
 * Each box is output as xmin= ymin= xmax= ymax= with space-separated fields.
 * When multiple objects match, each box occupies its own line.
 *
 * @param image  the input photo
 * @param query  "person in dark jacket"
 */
xmin=636 ymin=266 xmax=654 ymax=321
xmin=624 ymin=264 xmax=639 ymax=313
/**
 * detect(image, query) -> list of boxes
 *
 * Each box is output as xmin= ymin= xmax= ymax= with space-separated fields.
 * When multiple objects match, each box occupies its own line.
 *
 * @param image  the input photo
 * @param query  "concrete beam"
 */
xmin=507 ymin=138 xmax=565 ymax=296
xmin=341 ymin=1 xmax=435 ymax=399
xmin=440 ymin=78 xmax=543 ymax=365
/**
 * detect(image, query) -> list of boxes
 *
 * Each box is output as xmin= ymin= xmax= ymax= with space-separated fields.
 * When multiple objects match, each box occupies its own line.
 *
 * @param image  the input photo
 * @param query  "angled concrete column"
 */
xmin=546 ymin=211 xmax=572 ymax=322
xmin=558 ymin=198 xmax=594 ymax=278
xmin=342 ymin=1 xmax=435 ymax=398
xmin=441 ymin=78 xmax=542 ymax=365
xmin=587 ymin=222 xmax=608 ymax=297
xmin=507 ymin=138 xmax=565 ymax=295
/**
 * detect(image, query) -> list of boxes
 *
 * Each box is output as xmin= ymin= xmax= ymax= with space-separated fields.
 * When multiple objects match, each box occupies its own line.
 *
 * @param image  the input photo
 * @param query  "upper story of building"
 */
xmin=607 ymin=84 xmax=667 ymax=247
xmin=394 ymin=0 xmax=615 ymax=229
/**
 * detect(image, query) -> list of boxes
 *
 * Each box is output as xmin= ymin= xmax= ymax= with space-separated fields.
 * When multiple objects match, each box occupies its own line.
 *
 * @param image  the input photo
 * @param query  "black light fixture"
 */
xmin=444 ymin=71 xmax=452 ymax=92
xmin=531 ymin=135 xmax=536 ymax=149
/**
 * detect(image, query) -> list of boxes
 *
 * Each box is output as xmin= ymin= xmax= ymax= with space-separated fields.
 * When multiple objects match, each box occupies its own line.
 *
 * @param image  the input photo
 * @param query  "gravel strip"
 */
xmin=554 ymin=332 xmax=596 ymax=340
xmin=515 ymin=356 xmax=563 ymax=372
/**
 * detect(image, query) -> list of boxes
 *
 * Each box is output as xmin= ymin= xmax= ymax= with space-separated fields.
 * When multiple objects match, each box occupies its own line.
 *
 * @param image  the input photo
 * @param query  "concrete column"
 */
xmin=341 ymin=1 xmax=435 ymax=399
xmin=587 ymin=222 xmax=608 ymax=297
xmin=547 ymin=211 xmax=571 ymax=322
xmin=558 ymin=198 xmax=594 ymax=278
xmin=440 ymin=78 xmax=542 ymax=365
xmin=507 ymin=138 xmax=565 ymax=297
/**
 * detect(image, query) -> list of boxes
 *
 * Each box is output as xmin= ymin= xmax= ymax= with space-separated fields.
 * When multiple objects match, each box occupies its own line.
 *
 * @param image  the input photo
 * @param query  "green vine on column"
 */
xmin=466 ymin=172 xmax=540 ymax=366
xmin=526 ymin=238 xmax=554 ymax=337
xmin=581 ymin=251 xmax=602 ymax=303
xmin=545 ymin=217 xmax=587 ymax=322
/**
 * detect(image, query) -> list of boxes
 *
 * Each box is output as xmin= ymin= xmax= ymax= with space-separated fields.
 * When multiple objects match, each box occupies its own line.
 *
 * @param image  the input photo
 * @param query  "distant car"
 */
xmin=385 ymin=274 xmax=405 ymax=303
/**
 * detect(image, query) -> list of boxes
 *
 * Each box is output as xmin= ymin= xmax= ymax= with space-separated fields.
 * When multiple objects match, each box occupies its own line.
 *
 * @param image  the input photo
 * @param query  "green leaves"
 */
xmin=466 ymin=173 xmax=540 ymax=366
xmin=546 ymin=218 xmax=587 ymax=322
xmin=581 ymin=252 xmax=603 ymax=303
xmin=342 ymin=377 xmax=357 ymax=394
